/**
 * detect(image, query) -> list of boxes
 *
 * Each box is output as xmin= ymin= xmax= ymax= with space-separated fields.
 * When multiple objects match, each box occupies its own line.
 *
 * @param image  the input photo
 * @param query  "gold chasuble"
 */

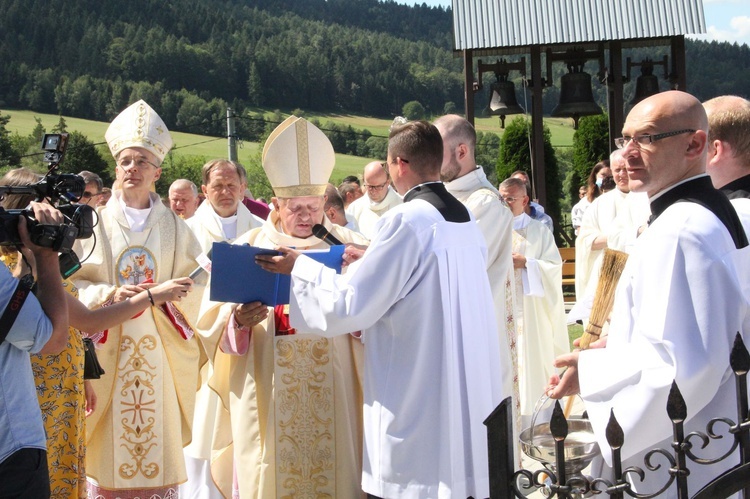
xmin=198 ymin=215 xmax=368 ymax=499
xmin=74 ymin=194 xmax=203 ymax=498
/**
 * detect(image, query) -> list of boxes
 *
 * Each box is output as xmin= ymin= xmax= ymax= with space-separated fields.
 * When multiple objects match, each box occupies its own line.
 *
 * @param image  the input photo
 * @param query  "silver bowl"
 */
xmin=519 ymin=418 xmax=600 ymax=477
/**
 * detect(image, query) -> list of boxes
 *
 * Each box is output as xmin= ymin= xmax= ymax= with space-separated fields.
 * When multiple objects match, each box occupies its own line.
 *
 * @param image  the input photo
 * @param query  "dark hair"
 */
xmin=586 ymin=160 xmax=611 ymax=202
xmin=341 ymin=175 xmax=360 ymax=186
xmin=388 ymin=120 xmax=443 ymax=178
xmin=601 ymin=176 xmax=616 ymax=192
xmin=201 ymin=159 xmax=247 ymax=186
xmin=324 ymin=183 xmax=345 ymax=212
xmin=338 ymin=181 xmax=361 ymax=199
xmin=78 ymin=170 xmax=103 ymax=192
xmin=0 ymin=168 xmax=41 ymax=210
xmin=0 ymin=168 xmax=41 ymax=257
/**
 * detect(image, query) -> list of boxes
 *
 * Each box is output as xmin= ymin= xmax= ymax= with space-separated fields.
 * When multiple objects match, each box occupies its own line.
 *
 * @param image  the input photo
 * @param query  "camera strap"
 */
xmin=0 ymin=274 xmax=34 ymax=345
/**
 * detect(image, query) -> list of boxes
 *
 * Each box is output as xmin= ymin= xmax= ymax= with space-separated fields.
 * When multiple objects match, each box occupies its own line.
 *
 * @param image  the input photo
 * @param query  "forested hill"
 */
xmin=0 ymin=0 xmax=460 ymax=134
xmin=1 ymin=0 xmax=748 ymax=138
xmin=225 ymin=0 xmax=454 ymax=46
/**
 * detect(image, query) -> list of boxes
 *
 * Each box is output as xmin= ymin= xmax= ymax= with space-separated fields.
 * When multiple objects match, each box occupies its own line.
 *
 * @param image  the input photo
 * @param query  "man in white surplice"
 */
xmin=434 ymin=114 xmax=519 ymax=439
xmin=575 ymin=150 xmax=629 ymax=301
xmin=704 ymin=95 xmax=750 ymax=233
xmin=548 ymin=91 xmax=750 ymax=496
xmin=499 ymin=177 xmax=569 ymax=422
xmin=346 ymin=161 xmax=402 ymax=239
xmin=573 ymin=150 xmax=651 ymax=318
xmin=183 ymin=159 xmax=263 ymax=498
xmin=257 ymin=120 xmax=510 ymax=499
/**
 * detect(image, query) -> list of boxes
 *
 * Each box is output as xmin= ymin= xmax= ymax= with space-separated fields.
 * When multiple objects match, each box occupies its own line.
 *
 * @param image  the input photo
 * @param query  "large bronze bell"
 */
xmin=631 ymin=60 xmax=660 ymax=105
xmin=551 ymin=70 xmax=602 ymax=129
xmin=484 ymin=78 xmax=524 ymax=128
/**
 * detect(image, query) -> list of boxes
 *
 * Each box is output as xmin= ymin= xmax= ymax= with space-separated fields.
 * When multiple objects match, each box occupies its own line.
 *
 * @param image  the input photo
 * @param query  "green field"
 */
xmin=3 ymin=108 xmax=575 ymax=180
xmin=254 ymin=108 xmax=577 ymax=148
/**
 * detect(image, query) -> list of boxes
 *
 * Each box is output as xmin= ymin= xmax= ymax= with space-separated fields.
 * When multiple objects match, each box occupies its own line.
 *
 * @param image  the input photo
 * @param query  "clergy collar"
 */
xmin=403 ymin=181 xmax=442 ymax=201
xmin=720 ymin=172 xmax=750 ymax=200
xmin=648 ymin=174 xmax=748 ymax=248
xmin=648 ymin=174 xmax=708 ymax=203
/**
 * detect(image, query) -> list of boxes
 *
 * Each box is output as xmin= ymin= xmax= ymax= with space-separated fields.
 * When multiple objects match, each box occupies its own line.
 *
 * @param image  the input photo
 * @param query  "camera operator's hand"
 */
xmin=19 ymin=201 xmax=64 ymax=254
xmin=113 ymin=285 xmax=146 ymax=303
xmin=142 ymin=277 xmax=193 ymax=304
xmin=19 ymin=202 xmax=69 ymax=355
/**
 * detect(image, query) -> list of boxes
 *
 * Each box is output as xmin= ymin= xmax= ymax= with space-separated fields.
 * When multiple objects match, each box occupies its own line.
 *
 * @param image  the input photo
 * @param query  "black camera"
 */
xmin=42 ymin=133 xmax=68 ymax=165
xmin=0 ymin=133 xmax=94 ymax=258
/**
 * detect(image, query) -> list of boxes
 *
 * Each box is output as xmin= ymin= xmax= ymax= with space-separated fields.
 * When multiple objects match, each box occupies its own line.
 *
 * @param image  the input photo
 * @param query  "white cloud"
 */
xmin=729 ymin=15 xmax=750 ymax=37
xmin=689 ymin=16 xmax=750 ymax=46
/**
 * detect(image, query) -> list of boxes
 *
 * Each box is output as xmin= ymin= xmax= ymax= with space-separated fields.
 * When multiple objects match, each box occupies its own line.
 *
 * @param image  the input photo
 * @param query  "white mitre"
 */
xmin=105 ymin=100 xmax=173 ymax=164
xmin=262 ymin=116 xmax=334 ymax=197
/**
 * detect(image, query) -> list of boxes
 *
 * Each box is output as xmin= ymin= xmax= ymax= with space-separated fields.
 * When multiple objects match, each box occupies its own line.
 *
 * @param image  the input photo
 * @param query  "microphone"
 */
xmin=312 ymin=224 xmax=343 ymax=246
xmin=189 ymin=248 xmax=213 ymax=279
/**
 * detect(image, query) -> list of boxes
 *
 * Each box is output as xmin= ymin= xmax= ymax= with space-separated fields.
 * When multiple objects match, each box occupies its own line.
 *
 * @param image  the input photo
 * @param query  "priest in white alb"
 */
xmin=575 ymin=150 xmax=629 ymax=301
xmin=183 ymin=159 xmax=264 ymax=498
xmin=257 ymin=120 xmax=509 ymax=499
xmin=548 ymin=91 xmax=750 ymax=496
xmin=499 ymin=177 xmax=569 ymax=421
xmin=570 ymin=150 xmax=650 ymax=322
xmin=346 ymin=160 xmax=402 ymax=239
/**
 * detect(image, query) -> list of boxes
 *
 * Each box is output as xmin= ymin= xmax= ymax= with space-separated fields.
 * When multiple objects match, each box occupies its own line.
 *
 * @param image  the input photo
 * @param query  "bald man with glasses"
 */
xmin=548 ymin=91 xmax=749 ymax=495
xmin=346 ymin=160 xmax=402 ymax=239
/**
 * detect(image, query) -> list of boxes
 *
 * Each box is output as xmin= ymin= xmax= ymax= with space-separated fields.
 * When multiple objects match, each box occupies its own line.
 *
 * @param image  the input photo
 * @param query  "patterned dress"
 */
xmin=1 ymin=254 xmax=87 ymax=499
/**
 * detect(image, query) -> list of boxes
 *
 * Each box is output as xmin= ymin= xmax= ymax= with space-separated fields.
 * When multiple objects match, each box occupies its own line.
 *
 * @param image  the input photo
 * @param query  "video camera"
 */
xmin=0 ymin=133 xmax=95 ymax=276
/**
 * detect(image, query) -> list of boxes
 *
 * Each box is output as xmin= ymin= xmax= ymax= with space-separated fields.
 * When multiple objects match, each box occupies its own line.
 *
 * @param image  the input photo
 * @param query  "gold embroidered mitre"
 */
xmin=262 ymin=116 xmax=334 ymax=197
xmin=105 ymin=100 xmax=173 ymax=164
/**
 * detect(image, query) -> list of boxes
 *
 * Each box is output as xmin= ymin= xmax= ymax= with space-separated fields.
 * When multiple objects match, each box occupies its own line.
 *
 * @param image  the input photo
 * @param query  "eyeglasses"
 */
xmin=364 ymin=182 xmax=388 ymax=192
xmin=116 ymin=156 xmax=158 ymax=169
xmin=81 ymin=191 xmax=101 ymax=199
xmin=614 ymin=129 xmax=695 ymax=150
xmin=501 ymin=196 xmax=519 ymax=203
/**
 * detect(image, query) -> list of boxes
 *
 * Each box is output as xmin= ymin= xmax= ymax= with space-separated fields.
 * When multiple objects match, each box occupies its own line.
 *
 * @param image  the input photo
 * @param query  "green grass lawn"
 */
xmin=568 ymin=322 xmax=583 ymax=350
xmin=3 ymin=108 xmax=576 ymax=179
xmin=4 ymin=109 xmax=374 ymax=178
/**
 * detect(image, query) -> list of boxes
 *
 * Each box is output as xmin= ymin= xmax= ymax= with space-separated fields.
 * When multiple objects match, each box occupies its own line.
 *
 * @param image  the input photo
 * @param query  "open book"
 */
xmin=209 ymin=241 xmax=345 ymax=306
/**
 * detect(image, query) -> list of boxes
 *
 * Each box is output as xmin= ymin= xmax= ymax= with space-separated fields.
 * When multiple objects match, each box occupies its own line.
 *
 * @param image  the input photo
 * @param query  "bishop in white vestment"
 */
xmin=264 ymin=121 xmax=509 ymax=499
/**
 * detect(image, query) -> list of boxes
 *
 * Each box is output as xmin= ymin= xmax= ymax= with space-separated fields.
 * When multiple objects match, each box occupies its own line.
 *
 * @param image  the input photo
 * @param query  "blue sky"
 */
xmin=401 ymin=0 xmax=750 ymax=47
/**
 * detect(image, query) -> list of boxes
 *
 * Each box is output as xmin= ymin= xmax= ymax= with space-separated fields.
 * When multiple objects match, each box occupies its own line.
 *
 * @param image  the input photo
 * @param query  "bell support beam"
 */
xmin=464 ymin=49 xmax=476 ymax=123
xmin=530 ymin=45 xmax=547 ymax=207
xmin=670 ymin=36 xmax=688 ymax=91
xmin=475 ymin=58 xmax=526 ymax=92
xmin=609 ymin=41 xmax=625 ymax=152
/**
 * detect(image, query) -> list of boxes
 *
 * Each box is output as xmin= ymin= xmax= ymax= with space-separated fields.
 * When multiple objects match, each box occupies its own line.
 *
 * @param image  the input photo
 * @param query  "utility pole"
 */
xmin=227 ymin=107 xmax=238 ymax=161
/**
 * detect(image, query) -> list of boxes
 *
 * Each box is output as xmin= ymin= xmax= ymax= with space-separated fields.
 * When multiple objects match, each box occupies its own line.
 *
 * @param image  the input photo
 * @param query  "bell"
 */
xmin=484 ymin=79 xmax=524 ymax=128
xmin=631 ymin=61 xmax=660 ymax=105
xmin=551 ymin=71 xmax=602 ymax=129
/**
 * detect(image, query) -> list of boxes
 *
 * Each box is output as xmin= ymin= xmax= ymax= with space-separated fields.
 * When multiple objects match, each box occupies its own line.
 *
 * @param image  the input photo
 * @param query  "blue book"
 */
xmin=209 ymin=241 xmax=345 ymax=306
